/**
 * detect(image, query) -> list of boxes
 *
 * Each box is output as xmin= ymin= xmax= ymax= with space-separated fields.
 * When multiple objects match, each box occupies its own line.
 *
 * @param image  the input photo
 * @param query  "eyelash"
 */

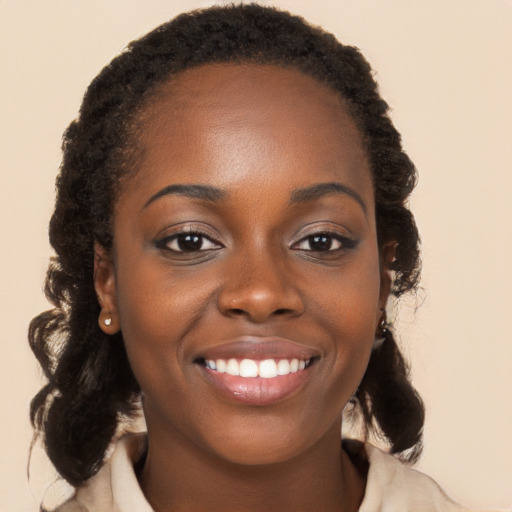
xmin=155 ymin=230 xmax=222 ymax=253
xmin=155 ymin=229 xmax=356 ymax=254
xmin=291 ymin=232 xmax=358 ymax=253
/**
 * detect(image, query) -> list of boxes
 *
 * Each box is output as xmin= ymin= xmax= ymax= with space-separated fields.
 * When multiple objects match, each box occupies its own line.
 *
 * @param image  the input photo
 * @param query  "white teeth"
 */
xmin=239 ymin=359 xmax=258 ymax=377
xmin=226 ymin=358 xmax=240 ymax=376
xmin=205 ymin=358 xmax=311 ymax=378
xmin=259 ymin=359 xmax=278 ymax=378
xmin=276 ymin=359 xmax=291 ymax=375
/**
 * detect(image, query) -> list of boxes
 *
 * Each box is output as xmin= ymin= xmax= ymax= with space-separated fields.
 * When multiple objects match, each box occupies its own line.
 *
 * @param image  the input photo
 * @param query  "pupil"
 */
xmin=311 ymin=235 xmax=331 ymax=250
xmin=178 ymin=234 xmax=202 ymax=251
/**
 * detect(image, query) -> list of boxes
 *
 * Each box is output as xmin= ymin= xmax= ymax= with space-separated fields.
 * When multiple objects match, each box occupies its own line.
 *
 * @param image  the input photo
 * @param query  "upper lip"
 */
xmin=196 ymin=336 xmax=322 ymax=362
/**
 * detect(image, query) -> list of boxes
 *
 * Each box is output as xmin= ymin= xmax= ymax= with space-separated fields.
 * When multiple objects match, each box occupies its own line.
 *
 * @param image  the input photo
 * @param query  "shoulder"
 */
xmin=344 ymin=439 xmax=470 ymax=512
xmin=53 ymin=435 xmax=485 ymax=512
xmin=53 ymin=501 xmax=88 ymax=512
xmin=51 ymin=433 xmax=151 ymax=512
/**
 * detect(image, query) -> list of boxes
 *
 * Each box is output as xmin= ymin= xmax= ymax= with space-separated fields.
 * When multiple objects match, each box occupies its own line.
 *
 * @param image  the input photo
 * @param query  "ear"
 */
xmin=94 ymin=242 xmax=119 ymax=334
xmin=378 ymin=241 xmax=398 ymax=311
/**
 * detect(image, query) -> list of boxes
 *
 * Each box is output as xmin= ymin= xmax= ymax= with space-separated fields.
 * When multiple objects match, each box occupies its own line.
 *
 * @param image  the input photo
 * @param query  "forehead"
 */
xmin=147 ymin=63 xmax=349 ymax=121
xmin=127 ymin=63 xmax=372 ymax=204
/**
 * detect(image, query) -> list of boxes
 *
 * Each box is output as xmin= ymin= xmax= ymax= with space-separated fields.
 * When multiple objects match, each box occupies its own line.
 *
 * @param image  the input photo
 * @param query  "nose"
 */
xmin=217 ymin=249 xmax=304 ymax=323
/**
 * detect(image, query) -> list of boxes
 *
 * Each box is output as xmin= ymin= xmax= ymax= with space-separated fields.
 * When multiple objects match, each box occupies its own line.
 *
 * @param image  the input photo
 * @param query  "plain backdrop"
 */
xmin=1 ymin=1 xmax=511 ymax=510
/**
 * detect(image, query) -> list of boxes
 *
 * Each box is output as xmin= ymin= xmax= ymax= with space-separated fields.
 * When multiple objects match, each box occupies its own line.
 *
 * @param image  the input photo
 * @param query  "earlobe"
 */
xmin=374 ymin=241 xmax=397 ymax=342
xmin=378 ymin=241 xmax=398 ymax=309
xmin=94 ymin=243 xmax=120 ymax=334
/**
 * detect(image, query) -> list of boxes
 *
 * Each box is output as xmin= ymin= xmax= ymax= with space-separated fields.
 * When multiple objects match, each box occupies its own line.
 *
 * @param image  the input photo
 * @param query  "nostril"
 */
xmin=218 ymin=286 xmax=304 ymax=321
xmin=274 ymin=308 xmax=294 ymax=316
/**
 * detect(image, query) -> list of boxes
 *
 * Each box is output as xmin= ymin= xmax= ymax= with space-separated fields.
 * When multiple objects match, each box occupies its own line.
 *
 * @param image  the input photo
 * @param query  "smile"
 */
xmin=195 ymin=337 xmax=321 ymax=406
xmin=195 ymin=337 xmax=321 ymax=405
xmin=204 ymin=358 xmax=312 ymax=378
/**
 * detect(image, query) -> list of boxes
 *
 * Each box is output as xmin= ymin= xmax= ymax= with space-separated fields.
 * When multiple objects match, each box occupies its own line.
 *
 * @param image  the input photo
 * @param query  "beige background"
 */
xmin=1 ymin=0 xmax=511 ymax=510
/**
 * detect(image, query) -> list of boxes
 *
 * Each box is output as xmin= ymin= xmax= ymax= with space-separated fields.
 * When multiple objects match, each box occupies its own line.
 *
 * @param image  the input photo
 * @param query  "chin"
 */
xmin=198 ymin=413 xmax=337 ymax=468
xmin=208 ymin=436 xmax=306 ymax=467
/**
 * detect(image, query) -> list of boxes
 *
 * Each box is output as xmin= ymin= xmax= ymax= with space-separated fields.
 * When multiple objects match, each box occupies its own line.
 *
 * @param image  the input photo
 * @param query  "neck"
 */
xmin=139 ymin=420 xmax=366 ymax=512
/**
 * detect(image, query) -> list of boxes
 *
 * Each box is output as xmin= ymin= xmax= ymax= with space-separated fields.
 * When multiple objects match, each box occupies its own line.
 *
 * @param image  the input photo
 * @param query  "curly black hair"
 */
xmin=30 ymin=3 xmax=424 ymax=487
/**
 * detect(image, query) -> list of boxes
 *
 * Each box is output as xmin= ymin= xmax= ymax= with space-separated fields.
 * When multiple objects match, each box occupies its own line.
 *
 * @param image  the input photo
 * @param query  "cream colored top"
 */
xmin=55 ymin=433 xmax=470 ymax=511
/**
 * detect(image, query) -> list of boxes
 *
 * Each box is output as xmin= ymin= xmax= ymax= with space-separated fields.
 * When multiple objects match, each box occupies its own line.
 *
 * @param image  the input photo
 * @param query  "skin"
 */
xmin=95 ymin=63 xmax=392 ymax=511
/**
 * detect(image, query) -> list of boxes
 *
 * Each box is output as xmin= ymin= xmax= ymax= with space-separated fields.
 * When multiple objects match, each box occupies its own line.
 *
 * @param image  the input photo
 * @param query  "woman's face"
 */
xmin=97 ymin=63 xmax=389 ymax=465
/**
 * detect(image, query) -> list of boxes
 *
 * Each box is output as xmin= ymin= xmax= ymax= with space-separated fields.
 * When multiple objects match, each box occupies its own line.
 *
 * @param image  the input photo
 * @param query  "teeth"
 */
xmin=259 ymin=359 xmax=278 ymax=378
xmin=226 ymin=358 xmax=240 ymax=376
xmin=204 ymin=358 xmax=311 ymax=378
xmin=239 ymin=359 xmax=258 ymax=377
xmin=276 ymin=359 xmax=290 ymax=375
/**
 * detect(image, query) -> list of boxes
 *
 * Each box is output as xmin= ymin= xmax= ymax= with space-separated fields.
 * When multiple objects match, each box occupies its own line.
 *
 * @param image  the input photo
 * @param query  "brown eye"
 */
xmin=160 ymin=232 xmax=222 ymax=252
xmin=294 ymin=233 xmax=343 ymax=252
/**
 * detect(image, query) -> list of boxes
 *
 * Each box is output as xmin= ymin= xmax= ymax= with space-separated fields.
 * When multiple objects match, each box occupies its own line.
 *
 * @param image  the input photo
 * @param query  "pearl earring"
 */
xmin=104 ymin=317 xmax=112 ymax=326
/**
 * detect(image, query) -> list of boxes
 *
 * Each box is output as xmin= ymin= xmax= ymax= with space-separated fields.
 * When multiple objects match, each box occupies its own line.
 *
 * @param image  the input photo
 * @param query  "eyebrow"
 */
xmin=143 ymin=181 xmax=366 ymax=214
xmin=143 ymin=184 xmax=227 ymax=209
xmin=290 ymin=182 xmax=367 ymax=214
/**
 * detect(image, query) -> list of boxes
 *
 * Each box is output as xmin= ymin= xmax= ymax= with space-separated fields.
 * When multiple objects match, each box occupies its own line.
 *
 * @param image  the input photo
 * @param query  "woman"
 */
xmin=29 ymin=4 xmax=470 ymax=511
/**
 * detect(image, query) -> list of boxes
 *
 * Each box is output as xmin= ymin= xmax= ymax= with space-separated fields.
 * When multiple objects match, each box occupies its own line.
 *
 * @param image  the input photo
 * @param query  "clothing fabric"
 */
xmin=54 ymin=433 xmax=470 ymax=512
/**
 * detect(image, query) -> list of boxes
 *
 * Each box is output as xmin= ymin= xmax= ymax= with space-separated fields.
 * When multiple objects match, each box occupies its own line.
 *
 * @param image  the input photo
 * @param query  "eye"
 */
xmin=157 ymin=232 xmax=222 ymax=253
xmin=292 ymin=232 xmax=355 ymax=252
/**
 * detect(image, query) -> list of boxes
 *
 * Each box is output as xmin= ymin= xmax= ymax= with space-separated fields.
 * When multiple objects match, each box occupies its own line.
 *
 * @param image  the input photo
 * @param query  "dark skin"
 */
xmin=95 ymin=64 xmax=393 ymax=511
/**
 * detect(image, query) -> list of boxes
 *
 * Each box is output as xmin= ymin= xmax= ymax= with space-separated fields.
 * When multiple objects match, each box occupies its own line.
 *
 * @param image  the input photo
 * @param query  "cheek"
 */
xmin=114 ymin=256 xmax=218 ymax=380
xmin=311 ymin=253 xmax=381 ymax=382
xmin=309 ymin=248 xmax=381 ymax=330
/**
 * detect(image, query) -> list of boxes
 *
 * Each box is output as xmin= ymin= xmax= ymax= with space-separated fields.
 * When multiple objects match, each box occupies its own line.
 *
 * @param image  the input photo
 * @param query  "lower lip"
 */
xmin=200 ymin=366 xmax=314 ymax=406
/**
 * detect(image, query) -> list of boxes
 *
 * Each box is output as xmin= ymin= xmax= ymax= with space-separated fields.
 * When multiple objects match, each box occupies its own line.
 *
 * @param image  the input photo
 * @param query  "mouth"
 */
xmin=200 ymin=357 xmax=315 ymax=378
xmin=194 ymin=337 xmax=320 ymax=405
